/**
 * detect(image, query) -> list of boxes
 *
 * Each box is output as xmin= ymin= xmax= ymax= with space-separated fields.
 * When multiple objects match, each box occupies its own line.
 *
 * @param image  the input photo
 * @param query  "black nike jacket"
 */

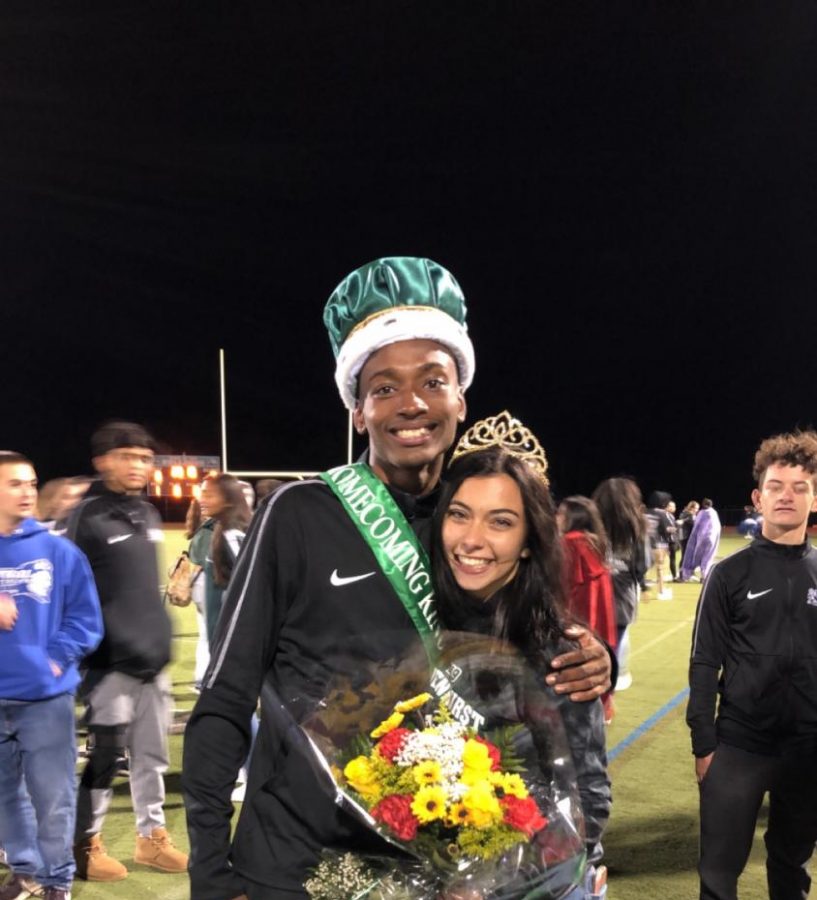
xmin=182 ymin=477 xmax=438 ymax=899
xmin=687 ymin=535 xmax=817 ymax=758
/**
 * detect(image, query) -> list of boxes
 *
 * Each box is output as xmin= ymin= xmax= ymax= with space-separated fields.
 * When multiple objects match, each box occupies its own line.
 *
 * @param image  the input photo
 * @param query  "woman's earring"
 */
xmin=520 ymin=548 xmax=530 ymax=559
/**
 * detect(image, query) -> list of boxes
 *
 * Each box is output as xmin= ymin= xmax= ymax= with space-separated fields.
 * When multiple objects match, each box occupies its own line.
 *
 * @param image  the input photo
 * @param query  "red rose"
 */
xmin=376 ymin=727 xmax=412 ymax=763
xmin=501 ymin=795 xmax=548 ymax=838
xmin=473 ymin=735 xmax=502 ymax=770
xmin=372 ymin=794 xmax=419 ymax=841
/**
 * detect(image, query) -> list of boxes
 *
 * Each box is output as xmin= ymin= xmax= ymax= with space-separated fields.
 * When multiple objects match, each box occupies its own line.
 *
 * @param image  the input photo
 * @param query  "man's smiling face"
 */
xmin=353 ymin=339 xmax=466 ymax=487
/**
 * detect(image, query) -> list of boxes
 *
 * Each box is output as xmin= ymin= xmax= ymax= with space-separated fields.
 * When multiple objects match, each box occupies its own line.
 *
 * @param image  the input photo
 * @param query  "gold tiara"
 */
xmin=449 ymin=410 xmax=549 ymax=485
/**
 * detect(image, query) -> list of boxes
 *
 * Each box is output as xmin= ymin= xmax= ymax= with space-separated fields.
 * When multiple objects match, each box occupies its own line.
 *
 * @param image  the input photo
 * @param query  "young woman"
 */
xmin=557 ymin=496 xmax=617 ymax=651
xmin=199 ymin=473 xmax=252 ymax=646
xmin=432 ymin=440 xmax=610 ymax=892
xmin=198 ymin=473 xmax=255 ymax=801
xmin=184 ymin=498 xmax=210 ymax=690
xmin=591 ymin=478 xmax=647 ymax=692
xmin=558 ymin=496 xmax=617 ymax=726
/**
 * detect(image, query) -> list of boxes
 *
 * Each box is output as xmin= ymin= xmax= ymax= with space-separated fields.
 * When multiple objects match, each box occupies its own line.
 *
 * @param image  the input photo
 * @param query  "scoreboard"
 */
xmin=151 ymin=454 xmax=220 ymax=500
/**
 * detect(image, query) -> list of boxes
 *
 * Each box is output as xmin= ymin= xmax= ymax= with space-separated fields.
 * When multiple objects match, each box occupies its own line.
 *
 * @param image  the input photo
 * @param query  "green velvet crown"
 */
xmin=323 ymin=257 xmax=467 ymax=357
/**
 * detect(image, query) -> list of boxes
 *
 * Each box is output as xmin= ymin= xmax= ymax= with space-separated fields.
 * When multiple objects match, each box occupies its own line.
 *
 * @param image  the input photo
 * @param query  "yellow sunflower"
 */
xmin=413 ymin=760 xmax=443 ymax=785
xmin=499 ymin=772 xmax=529 ymax=798
xmin=444 ymin=801 xmax=472 ymax=828
xmin=411 ymin=786 xmax=447 ymax=824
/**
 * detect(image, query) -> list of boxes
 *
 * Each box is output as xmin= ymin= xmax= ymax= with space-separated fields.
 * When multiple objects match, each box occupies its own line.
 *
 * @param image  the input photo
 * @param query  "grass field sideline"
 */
xmin=0 ymin=532 xmax=791 ymax=898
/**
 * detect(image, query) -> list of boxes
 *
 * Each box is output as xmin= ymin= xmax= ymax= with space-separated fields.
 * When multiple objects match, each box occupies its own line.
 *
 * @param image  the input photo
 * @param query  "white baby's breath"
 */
xmin=394 ymin=722 xmax=467 ymax=785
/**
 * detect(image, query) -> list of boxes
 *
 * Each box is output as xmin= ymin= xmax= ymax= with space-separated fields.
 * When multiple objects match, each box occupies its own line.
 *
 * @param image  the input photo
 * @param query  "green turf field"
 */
xmin=1 ymin=532 xmax=792 ymax=898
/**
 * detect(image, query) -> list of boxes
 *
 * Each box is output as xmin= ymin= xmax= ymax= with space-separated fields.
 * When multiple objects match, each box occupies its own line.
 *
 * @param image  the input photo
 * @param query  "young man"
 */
xmin=64 ymin=422 xmax=188 ymax=881
xmin=182 ymin=257 xmax=612 ymax=900
xmin=0 ymin=451 xmax=103 ymax=900
xmin=687 ymin=431 xmax=817 ymax=900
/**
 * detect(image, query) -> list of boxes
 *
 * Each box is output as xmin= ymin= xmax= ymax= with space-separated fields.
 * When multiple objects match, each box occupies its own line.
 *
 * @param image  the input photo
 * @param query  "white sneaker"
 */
xmin=616 ymin=672 xmax=633 ymax=691
xmin=658 ymin=590 xmax=673 ymax=600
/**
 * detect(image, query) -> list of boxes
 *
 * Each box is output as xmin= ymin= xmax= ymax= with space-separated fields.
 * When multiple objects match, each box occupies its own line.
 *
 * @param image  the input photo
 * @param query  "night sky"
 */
xmin=4 ymin=2 xmax=817 ymax=512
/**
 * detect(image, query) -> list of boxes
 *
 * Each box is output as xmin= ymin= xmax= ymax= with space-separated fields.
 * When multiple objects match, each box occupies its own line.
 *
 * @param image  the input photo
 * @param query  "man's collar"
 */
xmin=755 ymin=533 xmax=812 ymax=558
xmin=356 ymin=447 xmax=441 ymax=521
xmin=385 ymin=480 xmax=441 ymax=522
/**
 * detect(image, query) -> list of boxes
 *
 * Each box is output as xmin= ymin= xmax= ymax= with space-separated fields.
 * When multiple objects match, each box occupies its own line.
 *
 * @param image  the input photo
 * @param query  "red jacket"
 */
xmin=562 ymin=531 xmax=617 ymax=649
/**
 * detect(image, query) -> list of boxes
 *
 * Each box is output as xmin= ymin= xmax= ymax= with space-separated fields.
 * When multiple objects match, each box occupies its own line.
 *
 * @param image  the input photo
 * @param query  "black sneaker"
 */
xmin=43 ymin=891 xmax=70 ymax=900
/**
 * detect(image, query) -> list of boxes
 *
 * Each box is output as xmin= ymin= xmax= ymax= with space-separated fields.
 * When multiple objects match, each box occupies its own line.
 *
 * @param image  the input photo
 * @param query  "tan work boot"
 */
xmin=134 ymin=827 xmax=188 ymax=873
xmin=74 ymin=833 xmax=128 ymax=882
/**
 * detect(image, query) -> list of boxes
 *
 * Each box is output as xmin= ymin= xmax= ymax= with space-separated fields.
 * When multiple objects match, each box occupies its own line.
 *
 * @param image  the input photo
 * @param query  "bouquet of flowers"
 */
xmin=301 ymin=634 xmax=587 ymax=899
xmin=342 ymin=692 xmax=547 ymax=863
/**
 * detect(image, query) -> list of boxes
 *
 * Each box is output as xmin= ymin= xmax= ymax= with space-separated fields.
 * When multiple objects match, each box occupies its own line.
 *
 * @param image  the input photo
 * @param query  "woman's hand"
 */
xmin=546 ymin=625 xmax=612 ymax=701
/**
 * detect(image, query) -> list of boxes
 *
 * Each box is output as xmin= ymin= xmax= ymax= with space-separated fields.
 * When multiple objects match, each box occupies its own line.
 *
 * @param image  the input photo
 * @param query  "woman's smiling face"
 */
xmin=442 ymin=473 xmax=529 ymax=601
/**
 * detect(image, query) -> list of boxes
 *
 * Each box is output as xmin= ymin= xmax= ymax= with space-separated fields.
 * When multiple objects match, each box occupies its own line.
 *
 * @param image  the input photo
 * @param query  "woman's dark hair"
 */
xmin=204 ymin=473 xmax=252 ymax=587
xmin=184 ymin=499 xmax=202 ymax=540
xmin=432 ymin=447 xmax=568 ymax=657
xmin=591 ymin=477 xmax=645 ymax=557
xmin=559 ymin=495 xmax=609 ymax=562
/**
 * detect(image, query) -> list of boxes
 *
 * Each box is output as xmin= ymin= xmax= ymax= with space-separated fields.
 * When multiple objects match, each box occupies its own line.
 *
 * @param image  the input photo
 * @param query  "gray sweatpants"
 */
xmin=75 ymin=669 xmax=172 ymax=839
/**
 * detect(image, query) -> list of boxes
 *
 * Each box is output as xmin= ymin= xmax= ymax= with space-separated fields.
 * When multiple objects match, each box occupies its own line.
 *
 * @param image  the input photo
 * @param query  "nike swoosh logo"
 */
xmin=747 ymin=589 xmax=772 ymax=600
xmin=107 ymin=534 xmax=132 ymax=545
xmin=330 ymin=569 xmax=376 ymax=587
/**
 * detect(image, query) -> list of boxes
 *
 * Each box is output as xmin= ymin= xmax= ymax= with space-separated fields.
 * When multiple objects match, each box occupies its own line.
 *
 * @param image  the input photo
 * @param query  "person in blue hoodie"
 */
xmin=0 ymin=451 xmax=103 ymax=900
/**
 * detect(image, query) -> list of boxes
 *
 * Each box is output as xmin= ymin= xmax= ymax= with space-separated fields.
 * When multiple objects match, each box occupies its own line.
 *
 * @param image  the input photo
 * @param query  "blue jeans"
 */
xmin=0 ymin=692 xmax=77 ymax=889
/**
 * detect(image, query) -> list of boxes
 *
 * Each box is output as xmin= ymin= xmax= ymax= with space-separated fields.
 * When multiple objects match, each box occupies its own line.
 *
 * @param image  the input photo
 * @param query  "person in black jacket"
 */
xmin=66 ymin=421 xmax=188 ymax=882
xmin=181 ymin=257 xmax=614 ymax=900
xmin=687 ymin=430 xmax=817 ymax=900
xmin=677 ymin=500 xmax=700 ymax=564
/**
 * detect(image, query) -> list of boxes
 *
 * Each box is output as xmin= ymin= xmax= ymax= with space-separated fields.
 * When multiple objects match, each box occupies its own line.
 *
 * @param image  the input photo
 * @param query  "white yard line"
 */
xmin=630 ymin=617 xmax=694 ymax=659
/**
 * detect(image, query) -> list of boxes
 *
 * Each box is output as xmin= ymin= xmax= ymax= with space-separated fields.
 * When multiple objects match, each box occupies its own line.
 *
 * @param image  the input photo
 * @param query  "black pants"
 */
xmin=680 ymin=537 xmax=690 ymax=568
xmin=668 ymin=544 xmax=679 ymax=578
xmin=699 ymin=742 xmax=817 ymax=900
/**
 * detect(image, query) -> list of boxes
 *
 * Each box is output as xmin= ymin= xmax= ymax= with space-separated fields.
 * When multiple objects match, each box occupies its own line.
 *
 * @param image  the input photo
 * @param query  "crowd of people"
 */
xmin=2 ymin=257 xmax=817 ymax=900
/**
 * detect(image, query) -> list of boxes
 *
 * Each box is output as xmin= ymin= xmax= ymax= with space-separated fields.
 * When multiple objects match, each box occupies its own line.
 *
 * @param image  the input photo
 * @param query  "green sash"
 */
xmin=319 ymin=463 xmax=441 ymax=663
